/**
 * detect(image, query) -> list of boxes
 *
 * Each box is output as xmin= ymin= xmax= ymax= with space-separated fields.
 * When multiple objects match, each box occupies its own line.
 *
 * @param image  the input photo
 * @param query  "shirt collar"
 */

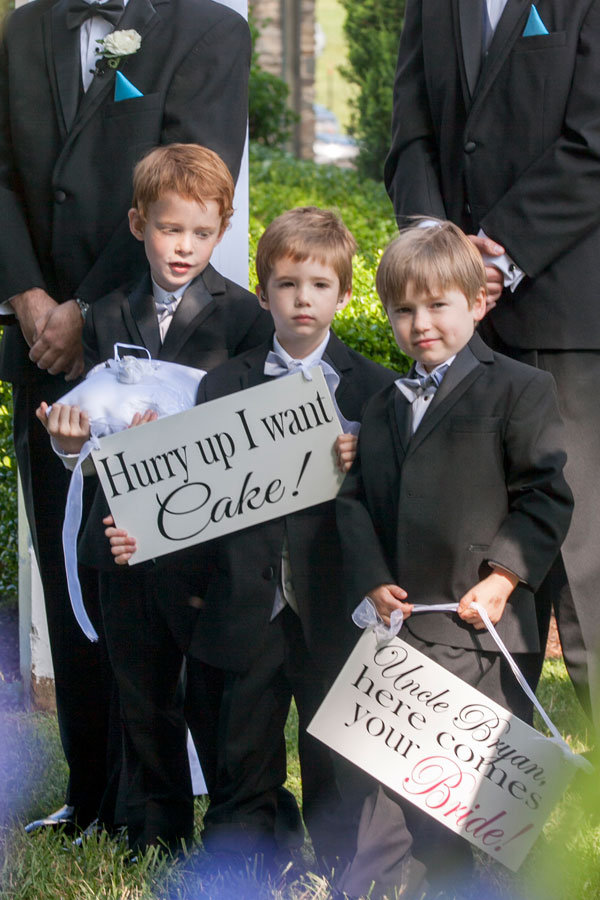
xmin=414 ymin=355 xmax=456 ymax=379
xmin=272 ymin=331 xmax=331 ymax=369
xmin=151 ymin=277 xmax=191 ymax=308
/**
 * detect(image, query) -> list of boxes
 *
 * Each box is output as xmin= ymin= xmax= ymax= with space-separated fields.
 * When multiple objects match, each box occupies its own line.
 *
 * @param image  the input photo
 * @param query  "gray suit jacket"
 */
xmin=336 ymin=334 xmax=573 ymax=652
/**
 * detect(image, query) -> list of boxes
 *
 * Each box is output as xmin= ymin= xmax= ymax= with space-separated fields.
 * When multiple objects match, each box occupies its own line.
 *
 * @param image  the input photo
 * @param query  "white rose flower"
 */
xmin=102 ymin=29 xmax=142 ymax=58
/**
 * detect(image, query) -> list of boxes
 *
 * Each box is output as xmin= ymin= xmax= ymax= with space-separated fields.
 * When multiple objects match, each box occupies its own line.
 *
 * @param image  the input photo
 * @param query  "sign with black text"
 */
xmin=309 ymin=631 xmax=580 ymax=871
xmin=92 ymin=369 xmax=343 ymax=562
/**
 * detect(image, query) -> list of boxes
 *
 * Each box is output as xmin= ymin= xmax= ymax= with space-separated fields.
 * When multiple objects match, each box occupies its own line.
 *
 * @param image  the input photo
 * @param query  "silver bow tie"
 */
xmin=263 ymin=350 xmax=360 ymax=435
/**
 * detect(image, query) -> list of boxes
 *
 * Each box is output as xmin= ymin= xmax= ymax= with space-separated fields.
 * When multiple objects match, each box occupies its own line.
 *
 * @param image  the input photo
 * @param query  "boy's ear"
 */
xmin=128 ymin=208 xmax=145 ymax=242
xmin=256 ymin=284 xmax=269 ymax=310
xmin=472 ymin=287 xmax=487 ymax=323
xmin=336 ymin=288 xmax=352 ymax=311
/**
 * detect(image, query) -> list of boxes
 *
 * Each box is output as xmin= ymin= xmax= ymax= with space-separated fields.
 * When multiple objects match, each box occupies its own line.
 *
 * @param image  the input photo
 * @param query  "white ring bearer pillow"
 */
xmin=46 ymin=344 xmax=206 ymax=642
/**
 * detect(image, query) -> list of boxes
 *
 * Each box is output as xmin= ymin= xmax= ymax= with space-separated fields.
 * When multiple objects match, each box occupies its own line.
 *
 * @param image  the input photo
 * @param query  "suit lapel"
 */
xmin=47 ymin=0 xmax=81 ymax=137
xmin=456 ymin=0 xmax=484 ymax=101
xmin=406 ymin=339 xmax=488 ymax=454
xmin=241 ymin=342 xmax=272 ymax=390
xmin=68 ymin=0 xmax=160 ymax=143
xmin=125 ymin=272 xmax=161 ymax=358
xmin=159 ymin=275 xmax=216 ymax=361
xmin=472 ymin=0 xmax=530 ymax=107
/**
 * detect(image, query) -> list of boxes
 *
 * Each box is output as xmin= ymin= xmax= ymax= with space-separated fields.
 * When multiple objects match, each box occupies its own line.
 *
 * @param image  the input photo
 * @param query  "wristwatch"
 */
xmin=75 ymin=298 xmax=90 ymax=321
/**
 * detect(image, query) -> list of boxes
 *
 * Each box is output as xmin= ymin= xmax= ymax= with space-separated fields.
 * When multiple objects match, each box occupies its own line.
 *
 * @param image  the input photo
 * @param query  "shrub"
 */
xmin=248 ymin=13 xmax=299 ymax=148
xmin=0 ymin=370 xmax=17 ymax=607
xmin=249 ymin=145 xmax=408 ymax=371
xmin=339 ymin=0 xmax=406 ymax=181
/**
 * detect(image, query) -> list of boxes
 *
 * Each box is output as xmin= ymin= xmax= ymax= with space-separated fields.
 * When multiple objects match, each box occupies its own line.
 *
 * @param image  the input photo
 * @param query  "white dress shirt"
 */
xmin=80 ymin=0 xmax=130 ymax=91
xmin=151 ymin=278 xmax=191 ymax=343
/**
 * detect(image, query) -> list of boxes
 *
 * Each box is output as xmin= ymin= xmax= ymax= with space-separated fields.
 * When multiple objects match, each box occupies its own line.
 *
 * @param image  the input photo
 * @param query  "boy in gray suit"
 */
xmin=335 ymin=221 xmax=573 ymax=898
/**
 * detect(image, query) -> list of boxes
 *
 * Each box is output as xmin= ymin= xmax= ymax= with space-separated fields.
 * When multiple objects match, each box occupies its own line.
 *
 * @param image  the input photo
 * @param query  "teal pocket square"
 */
xmin=522 ymin=5 xmax=549 ymax=36
xmin=114 ymin=71 xmax=144 ymax=102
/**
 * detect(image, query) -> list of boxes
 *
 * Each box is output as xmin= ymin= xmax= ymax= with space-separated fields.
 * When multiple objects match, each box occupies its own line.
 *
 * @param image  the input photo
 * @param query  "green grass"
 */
xmin=315 ymin=0 xmax=355 ymax=131
xmin=0 ymin=661 xmax=598 ymax=900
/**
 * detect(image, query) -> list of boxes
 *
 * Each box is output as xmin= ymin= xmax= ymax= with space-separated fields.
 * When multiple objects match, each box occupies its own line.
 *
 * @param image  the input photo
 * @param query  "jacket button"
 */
xmin=54 ymin=190 xmax=67 ymax=203
xmin=262 ymin=566 xmax=275 ymax=580
xmin=464 ymin=141 xmax=477 ymax=154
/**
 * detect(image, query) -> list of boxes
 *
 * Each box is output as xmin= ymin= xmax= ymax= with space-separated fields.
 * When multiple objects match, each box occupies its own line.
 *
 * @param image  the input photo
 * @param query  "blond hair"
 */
xmin=256 ymin=207 xmax=357 ymax=295
xmin=132 ymin=143 xmax=234 ymax=229
xmin=376 ymin=219 xmax=486 ymax=309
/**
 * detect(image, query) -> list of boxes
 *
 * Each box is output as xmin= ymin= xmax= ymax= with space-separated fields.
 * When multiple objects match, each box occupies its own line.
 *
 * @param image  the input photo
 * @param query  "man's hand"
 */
xmin=456 ymin=569 xmax=519 ymax=630
xmin=367 ymin=583 xmax=413 ymax=626
xmin=467 ymin=234 xmax=505 ymax=310
xmin=36 ymin=401 xmax=91 ymax=455
xmin=103 ymin=515 xmax=137 ymax=565
xmin=28 ymin=299 xmax=84 ymax=381
xmin=10 ymin=288 xmax=58 ymax=348
xmin=335 ymin=433 xmax=358 ymax=473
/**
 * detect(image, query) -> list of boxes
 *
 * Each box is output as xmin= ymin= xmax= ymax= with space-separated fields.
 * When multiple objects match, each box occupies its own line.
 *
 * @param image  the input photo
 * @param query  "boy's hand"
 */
xmin=457 ymin=569 xmax=519 ymax=629
xmin=36 ymin=401 xmax=90 ymax=455
xmin=103 ymin=515 xmax=137 ymax=565
xmin=367 ymin=583 xmax=413 ymax=626
xmin=128 ymin=410 xmax=158 ymax=428
xmin=335 ymin=433 xmax=358 ymax=473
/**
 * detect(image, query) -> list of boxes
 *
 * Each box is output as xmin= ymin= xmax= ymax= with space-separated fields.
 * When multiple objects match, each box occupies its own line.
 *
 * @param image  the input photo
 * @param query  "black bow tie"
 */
xmin=66 ymin=0 xmax=124 ymax=30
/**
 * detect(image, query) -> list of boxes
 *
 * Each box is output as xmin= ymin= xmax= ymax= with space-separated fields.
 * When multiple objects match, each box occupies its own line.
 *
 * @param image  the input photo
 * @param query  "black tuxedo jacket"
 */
xmin=0 ymin=0 xmax=250 ymax=383
xmin=384 ymin=0 xmax=600 ymax=349
xmin=77 ymin=267 xmax=273 ymax=570
xmin=187 ymin=333 xmax=397 ymax=674
xmin=336 ymin=334 xmax=574 ymax=653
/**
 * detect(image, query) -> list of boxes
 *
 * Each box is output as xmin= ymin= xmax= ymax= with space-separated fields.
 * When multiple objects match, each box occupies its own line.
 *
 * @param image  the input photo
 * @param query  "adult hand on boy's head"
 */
xmin=457 ymin=569 xmax=519 ymax=630
xmin=335 ymin=433 xmax=358 ymax=473
xmin=367 ymin=583 xmax=413 ymax=626
xmin=103 ymin=515 xmax=137 ymax=565
xmin=36 ymin=401 xmax=90 ymax=455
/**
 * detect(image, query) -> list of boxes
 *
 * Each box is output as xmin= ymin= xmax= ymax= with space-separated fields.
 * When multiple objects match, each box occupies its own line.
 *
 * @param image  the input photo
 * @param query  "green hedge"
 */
xmin=0 ymin=370 xmax=17 ymax=606
xmin=249 ymin=145 xmax=407 ymax=370
xmin=340 ymin=0 xmax=406 ymax=181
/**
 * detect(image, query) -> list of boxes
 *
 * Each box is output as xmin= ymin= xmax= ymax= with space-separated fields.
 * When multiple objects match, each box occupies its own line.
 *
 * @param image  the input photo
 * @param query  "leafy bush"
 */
xmin=339 ymin=0 xmax=406 ymax=181
xmin=0 ymin=369 xmax=17 ymax=607
xmin=248 ymin=13 xmax=299 ymax=148
xmin=249 ymin=144 xmax=408 ymax=371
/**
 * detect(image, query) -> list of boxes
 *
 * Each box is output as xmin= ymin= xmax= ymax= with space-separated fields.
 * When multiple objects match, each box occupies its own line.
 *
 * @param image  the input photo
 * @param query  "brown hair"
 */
xmin=256 ymin=206 xmax=357 ymax=295
xmin=376 ymin=219 xmax=486 ymax=309
xmin=131 ymin=143 xmax=234 ymax=229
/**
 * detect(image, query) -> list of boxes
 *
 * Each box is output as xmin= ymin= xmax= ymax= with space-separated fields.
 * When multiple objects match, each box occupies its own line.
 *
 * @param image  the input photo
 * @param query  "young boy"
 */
xmin=109 ymin=206 xmax=397 ymax=869
xmin=334 ymin=221 xmax=574 ymax=898
xmin=38 ymin=143 xmax=273 ymax=854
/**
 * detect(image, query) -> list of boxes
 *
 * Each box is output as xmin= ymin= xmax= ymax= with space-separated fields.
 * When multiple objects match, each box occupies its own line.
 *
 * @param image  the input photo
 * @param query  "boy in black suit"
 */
xmin=109 ymin=206 xmax=397 ymax=870
xmin=334 ymin=221 xmax=574 ymax=898
xmin=38 ymin=143 xmax=272 ymax=853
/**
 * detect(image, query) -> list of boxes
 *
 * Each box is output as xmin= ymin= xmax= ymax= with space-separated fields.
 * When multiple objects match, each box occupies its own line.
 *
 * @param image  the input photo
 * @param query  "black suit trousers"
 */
xmin=202 ymin=605 xmax=368 ymax=868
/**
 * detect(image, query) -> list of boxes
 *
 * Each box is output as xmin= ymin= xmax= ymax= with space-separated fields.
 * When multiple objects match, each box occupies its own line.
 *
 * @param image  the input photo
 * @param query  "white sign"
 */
xmin=308 ymin=631 xmax=579 ymax=872
xmin=92 ymin=369 xmax=343 ymax=563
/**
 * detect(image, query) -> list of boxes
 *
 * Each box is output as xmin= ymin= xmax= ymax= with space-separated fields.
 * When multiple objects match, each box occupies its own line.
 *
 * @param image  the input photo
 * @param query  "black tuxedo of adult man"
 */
xmin=384 ymin=0 xmax=600 ymax=718
xmin=0 ymin=0 xmax=250 ymax=826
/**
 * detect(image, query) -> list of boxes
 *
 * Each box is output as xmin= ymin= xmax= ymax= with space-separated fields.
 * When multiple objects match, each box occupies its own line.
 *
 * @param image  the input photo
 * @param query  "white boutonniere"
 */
xmin=95 ymin=29 xmax=142 ymax=72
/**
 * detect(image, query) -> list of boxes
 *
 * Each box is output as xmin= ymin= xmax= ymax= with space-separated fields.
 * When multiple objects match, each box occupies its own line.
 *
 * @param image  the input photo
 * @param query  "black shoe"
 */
xmin=25 ymin=804 xmax=80 ymax=835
